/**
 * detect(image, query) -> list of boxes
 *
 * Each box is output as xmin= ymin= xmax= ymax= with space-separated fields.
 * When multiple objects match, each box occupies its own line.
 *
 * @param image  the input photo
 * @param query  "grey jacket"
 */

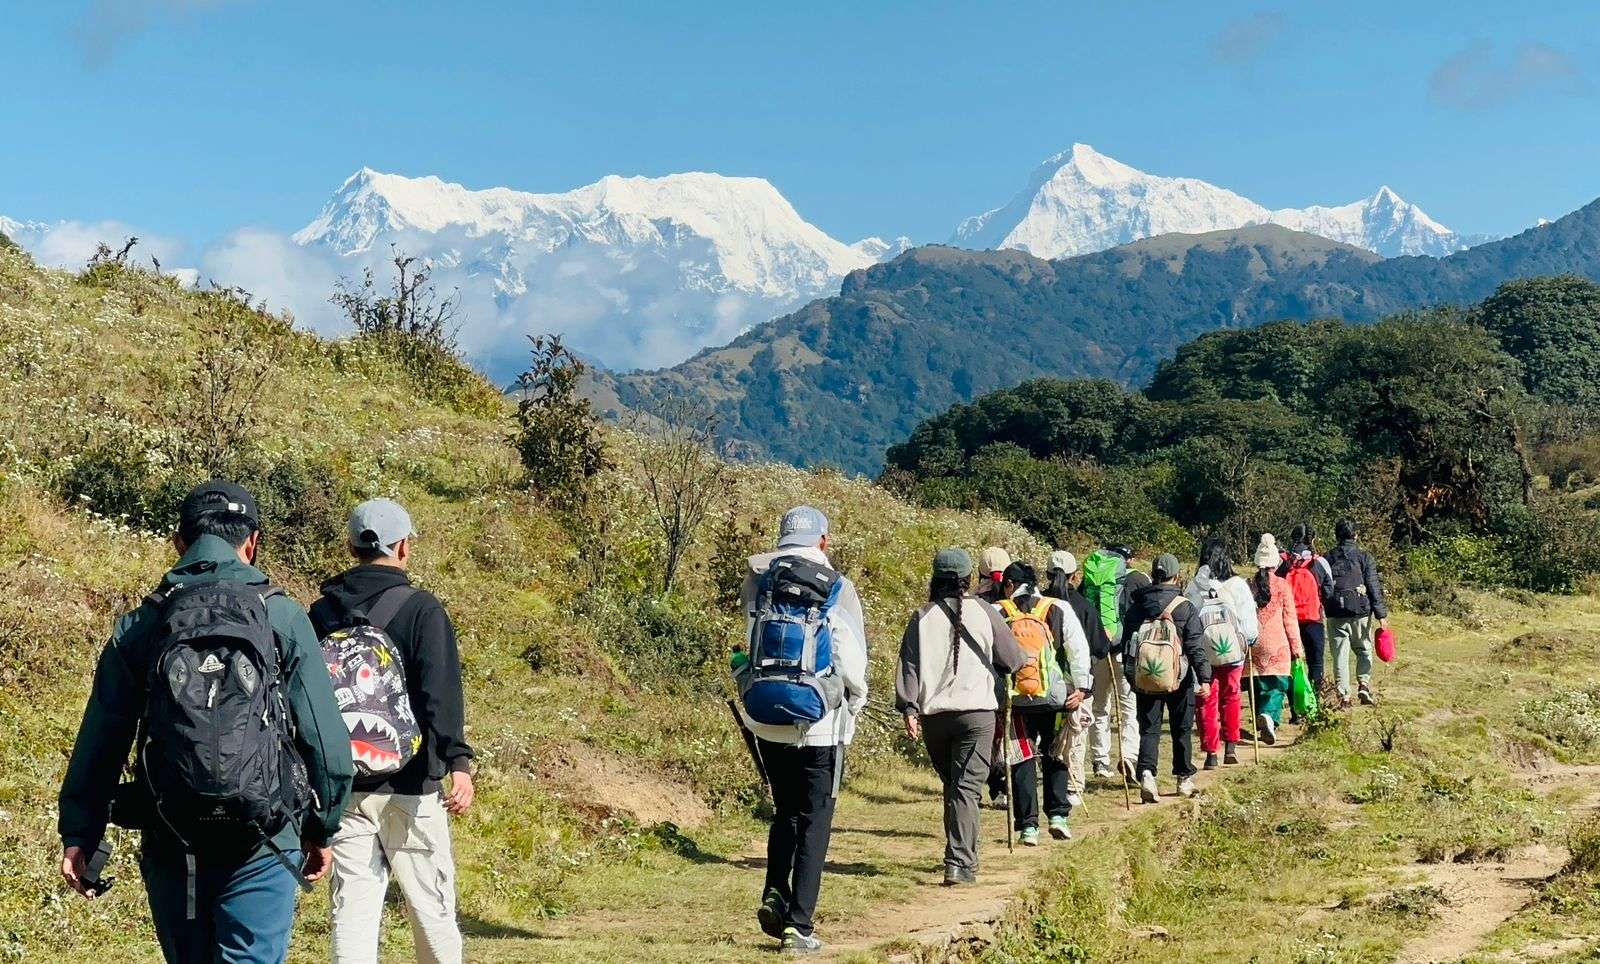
xmin=896 ymin=596 xmax=1026 ymax=716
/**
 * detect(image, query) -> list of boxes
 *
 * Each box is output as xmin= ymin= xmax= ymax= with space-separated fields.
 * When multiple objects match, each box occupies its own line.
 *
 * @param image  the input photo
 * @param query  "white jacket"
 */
xmin=738 ymin=547 xmax=869 ymax=747
xmin=1185 ymin=569 xmax=1261 ymax=647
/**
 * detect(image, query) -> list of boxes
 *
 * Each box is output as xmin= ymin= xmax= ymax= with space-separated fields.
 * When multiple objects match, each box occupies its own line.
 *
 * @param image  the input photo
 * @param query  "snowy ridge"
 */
xmin=953 ymin=144 xmax=1485 ymax=258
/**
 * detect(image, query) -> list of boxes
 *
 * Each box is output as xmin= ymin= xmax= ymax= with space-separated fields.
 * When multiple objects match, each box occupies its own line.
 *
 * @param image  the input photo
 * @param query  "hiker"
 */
xmin=977 ymin=547 xmax=1012 ymax=604
xmin=58 ymin=480 xmax=354 ymax=964
xmin=1121 ymin=553 xmax=1211 ymax=802
xmin=1082 ymin=545 xmax=1146 ymax=782
xmin=996 ymin=561 xmax=1091 ymax=844
xmin=734 ymin=506 xmax=868 ymax=954
xmin=1324 ymin=518 xmax=1390 ymax=706
xmin=896 ymin=548 xmax=1025 ymax=886
xmin=1250 ymin=534 xmax=1303 ymax=745
xmin=309 ymin=498 xmax=475 ymax=964
xmin=1043 ymin=550 xmax=1110 ymax=809
xmin=1184 ymin=537 xmax=1260 ymax=769
xmin=1278 ymin=523 xmax=1333 ymax=698
xmin=978 ymin=547 xmax=1013 ymax=809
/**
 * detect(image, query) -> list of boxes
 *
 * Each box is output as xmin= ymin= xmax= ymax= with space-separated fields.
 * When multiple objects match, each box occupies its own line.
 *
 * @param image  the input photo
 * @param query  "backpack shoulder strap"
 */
xmin=1029 ymin=599 xmax=1054 ymax=621
xmin=363 ymin=585 xmax=420 ymax=633
xmin=997 ymin=598 xmax=1021 ymax=620
xmin=1160 ymin=596 xmax=1185 ymax=619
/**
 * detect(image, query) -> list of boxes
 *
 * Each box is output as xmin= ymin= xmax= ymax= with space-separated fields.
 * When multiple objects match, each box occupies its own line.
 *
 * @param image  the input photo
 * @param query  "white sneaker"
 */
xmin=1139 ymin=771 xmax=1159 ymax=803
xmin=1093 ymin=763 xmax=1112 ymax=780
xmin=1066 ymin=792 xmax=1085 ymax=811
xmin=1258 ymin=713 xmax=1277 ymax=746
xmin=1177 ymin=777 xmax=1198 ymax=799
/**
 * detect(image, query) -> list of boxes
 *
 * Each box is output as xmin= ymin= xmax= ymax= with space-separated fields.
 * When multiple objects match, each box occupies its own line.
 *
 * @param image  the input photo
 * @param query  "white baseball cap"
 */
xmin=348 ymin=498 xmax=416 ymax=557
xmin=1047 ymin=550 xmax=1078 ymax=575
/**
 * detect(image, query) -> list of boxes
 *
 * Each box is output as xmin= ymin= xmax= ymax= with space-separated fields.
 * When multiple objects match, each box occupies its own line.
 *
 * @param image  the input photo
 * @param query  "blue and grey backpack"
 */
xmin=737 ymin=556 xmax=845 ymax=726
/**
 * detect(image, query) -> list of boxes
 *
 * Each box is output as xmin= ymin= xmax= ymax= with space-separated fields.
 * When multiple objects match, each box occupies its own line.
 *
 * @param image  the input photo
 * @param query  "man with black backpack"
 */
xmin=310 ymin=498 xmax=474 ymax=964
xmin=58 ymin=480 xmax=354 ymax=964
xmin=1323 ymin=518 xmax=1390 ymax=707
xmin=734 ymin=506 xmax=868 ymax=955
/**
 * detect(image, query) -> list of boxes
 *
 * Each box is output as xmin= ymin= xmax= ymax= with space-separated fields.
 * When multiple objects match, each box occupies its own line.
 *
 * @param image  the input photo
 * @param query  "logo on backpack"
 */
xmin=140 ymin=581 xmax=307 ymax=860
xmin=998 ymin=598 xmax=1067 ymax=708
xmin=1197 ymin=589 xmax=1244 ymax=668
xmin=737 ymin=556 xmax=845 ymax=727
xmin=1132 ymin=598 xmax=1186 ymax=694
xmin=319 ymin=586 xmax=421 ymax=777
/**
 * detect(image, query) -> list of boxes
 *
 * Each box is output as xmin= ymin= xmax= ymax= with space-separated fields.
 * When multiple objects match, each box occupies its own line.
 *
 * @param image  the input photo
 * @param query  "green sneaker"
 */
xmin=757 ymin=889 xmax=784 ymax=939
xmin=781 ymin=927 xmax=823 ymax=954
xmin=1048 ymin=815 xmax=1072 ymax=840
xmin=1019 ymin=826 xmax=1040 ymax=847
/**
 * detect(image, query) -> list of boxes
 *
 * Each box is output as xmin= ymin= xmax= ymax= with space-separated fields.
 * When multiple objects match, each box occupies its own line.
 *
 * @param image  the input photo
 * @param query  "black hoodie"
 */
xmin=1118 ymin=582 xmax=1211 ymax=690
xmin=310 ymin=564 xmax=473 ymax=795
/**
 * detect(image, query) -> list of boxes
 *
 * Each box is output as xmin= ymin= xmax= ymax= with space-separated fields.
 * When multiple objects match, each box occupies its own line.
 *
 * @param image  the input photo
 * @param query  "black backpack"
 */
xmin=139 ymin=581 xmax=310 ymax=910
xmin=1326 ymin=548 xmax=1372 ymax=618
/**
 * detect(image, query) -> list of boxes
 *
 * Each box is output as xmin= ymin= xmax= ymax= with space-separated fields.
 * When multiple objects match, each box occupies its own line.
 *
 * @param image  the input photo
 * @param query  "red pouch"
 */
xmin=1375 ymin=627 xmax=1396 ymax=663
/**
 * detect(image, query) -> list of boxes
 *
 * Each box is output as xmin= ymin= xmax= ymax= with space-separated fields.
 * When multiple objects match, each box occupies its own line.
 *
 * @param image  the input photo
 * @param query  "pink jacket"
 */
xmin=1252 ymin=572 xmax=1303 ymax=677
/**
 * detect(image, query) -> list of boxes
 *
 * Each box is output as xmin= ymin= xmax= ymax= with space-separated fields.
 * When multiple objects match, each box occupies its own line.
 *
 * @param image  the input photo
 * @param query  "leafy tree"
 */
xmin=513 ymin=334 xmax=608 ymax=503
xmin=1473 ymin=276 xmax=1600 ymax=408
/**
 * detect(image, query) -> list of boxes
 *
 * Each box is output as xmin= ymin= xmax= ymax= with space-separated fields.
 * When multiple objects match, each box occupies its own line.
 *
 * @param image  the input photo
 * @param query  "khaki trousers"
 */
xmin=330 ymin=791 xmax=462 ymax=964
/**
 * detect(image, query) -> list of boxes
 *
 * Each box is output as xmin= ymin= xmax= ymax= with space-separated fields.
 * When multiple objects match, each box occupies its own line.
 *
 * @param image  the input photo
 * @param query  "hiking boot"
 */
xmin=1048 ymin=815 xmax=1071 ymax=840
xmin=1358 ymin=683 xmax=1377 ymax=706
xmin=1093 ymin=763 xmax=1113 ymax=780
xmin=757 ymin=890 xmax=785 ymax=939
xmin=991 ymin=792 xmax=1009 ymax=812
xmin=1019 ymin=827 xmax=1040 ymax=847
xmin=1203 ymin=752 xmax=1219 ymax=770
xmin=781 ymin=928 xmax=823 ymax=954
xmin=1258 ymin=713 xmax=1277 ymax=746
xmin=1223 ymin=743 xmax=1239 ymax=766
xmin=1177 ymin=776 xmax=1198 ymax=799
xmin=1139 ymin=771 xmax=1159 ymax=803
xmin=943 ymin=866 xmax=976 ymax=886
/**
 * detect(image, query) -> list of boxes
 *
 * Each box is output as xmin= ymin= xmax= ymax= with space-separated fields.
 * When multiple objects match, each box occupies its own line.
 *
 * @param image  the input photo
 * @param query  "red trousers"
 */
xmin=1198 ymin=664 xmax=1243 ymax=753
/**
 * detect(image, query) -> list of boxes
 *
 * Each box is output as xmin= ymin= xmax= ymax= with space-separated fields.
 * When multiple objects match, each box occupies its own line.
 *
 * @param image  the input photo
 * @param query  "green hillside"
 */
xmin=604 ymin=200 xmax=1600 ymax=474
xmin=0 ymin=242 xmax=1043 ymax=958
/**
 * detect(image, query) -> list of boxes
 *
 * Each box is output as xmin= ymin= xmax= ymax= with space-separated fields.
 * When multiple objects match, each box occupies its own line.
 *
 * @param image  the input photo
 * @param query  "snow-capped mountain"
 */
xmin=294 ymin=169 xmax=891 ymax=372
xmin=953 ymin=144 xmax=1486 ymax=259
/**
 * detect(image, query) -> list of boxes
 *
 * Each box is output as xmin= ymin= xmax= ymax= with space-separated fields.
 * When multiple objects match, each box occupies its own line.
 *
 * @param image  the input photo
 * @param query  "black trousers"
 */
xmin=1135 ymin=685 xmax=1196 ymax=778
xmin=1300 ymin=620 xmax=1327 ymax=689
xmin=1010 ymin=708 xmax=1069 ymax=830
xmin=758 ymin=740 xmax=839 ymax=936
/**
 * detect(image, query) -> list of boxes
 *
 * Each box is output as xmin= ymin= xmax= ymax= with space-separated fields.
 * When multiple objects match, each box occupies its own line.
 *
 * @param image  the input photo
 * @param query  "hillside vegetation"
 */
xmin=0 ymin=242 xmax=1043 ymax=958
xmin=604 ymin=199 xmax=1600 ymax=473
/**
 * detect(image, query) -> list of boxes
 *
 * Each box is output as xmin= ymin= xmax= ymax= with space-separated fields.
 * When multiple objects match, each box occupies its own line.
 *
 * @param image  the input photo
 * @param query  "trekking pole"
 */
xmin=1245 ymin=652 xmax=1261 ymax=765
xmin=1108 ymin=657 xmax=1132 ymax=811
xmin=1003 ymin=687 xmax=1015 ymax=854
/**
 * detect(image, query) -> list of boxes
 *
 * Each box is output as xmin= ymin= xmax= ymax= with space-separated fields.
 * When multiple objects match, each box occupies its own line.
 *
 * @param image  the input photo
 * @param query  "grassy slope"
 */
xmin=0 ymin=247 xmax=1044 ymax=959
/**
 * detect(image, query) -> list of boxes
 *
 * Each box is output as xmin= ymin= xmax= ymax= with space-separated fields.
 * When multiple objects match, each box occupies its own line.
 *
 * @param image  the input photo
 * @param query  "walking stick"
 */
xmin=1003 ymin=687 xmax=1015 ymax=854
xmin=1245 ymin=648 xmax=1262 ymax=764
xmin=1108 ymin=656 xmax=1132 ymax=811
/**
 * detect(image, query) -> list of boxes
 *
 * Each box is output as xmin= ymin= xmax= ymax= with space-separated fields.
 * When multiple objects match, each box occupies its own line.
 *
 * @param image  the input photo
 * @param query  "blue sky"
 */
xmin=2 ymin=0 xmax=1598 ymax=247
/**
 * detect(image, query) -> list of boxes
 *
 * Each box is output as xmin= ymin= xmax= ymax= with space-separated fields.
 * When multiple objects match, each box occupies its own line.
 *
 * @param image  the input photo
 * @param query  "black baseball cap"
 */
xmin=178 ymin=479 xmax=260 ymax=531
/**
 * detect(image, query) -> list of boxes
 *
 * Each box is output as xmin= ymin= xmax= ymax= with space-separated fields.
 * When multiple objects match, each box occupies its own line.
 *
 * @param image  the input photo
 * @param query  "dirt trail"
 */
xmin=1394 ymin=764 xmax=1600 ymax=964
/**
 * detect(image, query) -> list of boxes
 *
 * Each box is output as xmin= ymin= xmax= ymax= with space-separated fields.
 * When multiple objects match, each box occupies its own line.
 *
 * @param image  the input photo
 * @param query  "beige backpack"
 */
xmin=1132 ymin=597 xmax=1185 ymax=694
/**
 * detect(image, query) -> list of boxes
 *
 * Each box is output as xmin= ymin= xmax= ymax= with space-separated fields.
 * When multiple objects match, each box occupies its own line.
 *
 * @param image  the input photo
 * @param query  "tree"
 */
xmin=1473 ymin=276 xmax=1600 ymax=408
xmin=332 ymin=247 xmax=459 ymax=348
xmin=634 ymin=398 xmax=728 ymax=595
xmin=512 ymin=334 xmax=608 ymax=502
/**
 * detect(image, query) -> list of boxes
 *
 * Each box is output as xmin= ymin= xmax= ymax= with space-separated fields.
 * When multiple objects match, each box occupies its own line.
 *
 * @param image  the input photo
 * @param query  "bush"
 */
xmin=513 ymin=335 xmax=608 ymax=503
xmin=583 ymin=592 xmax=732 ymax=695
xmin=1518 ymin=687 xmax=1600 ymax=751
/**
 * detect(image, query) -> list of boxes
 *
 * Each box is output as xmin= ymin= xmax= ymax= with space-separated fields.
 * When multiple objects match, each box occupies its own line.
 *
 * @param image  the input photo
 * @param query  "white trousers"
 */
xmin=1090 ymin=657 xmax=1138 ymax=770
xmin=330 ymin=791 xmax=463 ymax=964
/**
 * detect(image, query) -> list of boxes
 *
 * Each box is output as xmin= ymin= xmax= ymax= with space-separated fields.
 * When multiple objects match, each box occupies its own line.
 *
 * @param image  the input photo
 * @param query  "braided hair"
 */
xmin=930 ymin=573 xmax=972 ymax=673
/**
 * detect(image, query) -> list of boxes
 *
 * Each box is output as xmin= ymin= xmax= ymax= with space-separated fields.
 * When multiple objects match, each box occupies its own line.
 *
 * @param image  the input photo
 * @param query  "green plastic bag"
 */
xmin=1290 ymin=657 xmax=1318 ymax=718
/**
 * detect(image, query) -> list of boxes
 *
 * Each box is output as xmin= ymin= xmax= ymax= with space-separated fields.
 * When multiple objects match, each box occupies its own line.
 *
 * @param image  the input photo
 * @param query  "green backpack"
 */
xmin=1082 ymin=550 xmax=1128 ymax=641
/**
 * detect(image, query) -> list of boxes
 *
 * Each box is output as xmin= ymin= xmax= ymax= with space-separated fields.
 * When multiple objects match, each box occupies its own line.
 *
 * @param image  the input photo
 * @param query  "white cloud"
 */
xmin=1428 ymin=40 xmax=1591 ymax=110
xmin=8 ymin=218 xmax=190 ymax=276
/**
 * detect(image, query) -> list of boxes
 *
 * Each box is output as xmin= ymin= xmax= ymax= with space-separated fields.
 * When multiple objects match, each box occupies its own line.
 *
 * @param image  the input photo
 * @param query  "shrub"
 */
xmin=582 ymin=591 xmax=732 ymax=695
xmin=1518 ymin=687 xmax=1600 ymax=750
xmin=512 ymin=335 xmax=608 ymax=503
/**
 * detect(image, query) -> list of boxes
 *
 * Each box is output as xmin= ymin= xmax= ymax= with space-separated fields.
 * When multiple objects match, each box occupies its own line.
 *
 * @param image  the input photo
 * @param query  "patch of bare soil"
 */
xmin=542 ymin=742 xmax=713 ymax=829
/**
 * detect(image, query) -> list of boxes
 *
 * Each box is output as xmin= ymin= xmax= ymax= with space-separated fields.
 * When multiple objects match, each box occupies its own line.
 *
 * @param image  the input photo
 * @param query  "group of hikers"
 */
xmin=58 ymin=481 xmax=473 ymax=964
xmin=735 ymin=508 xmax=1389 ymax=954
xmin=52 ymin=483 xmax=1390 ymax=961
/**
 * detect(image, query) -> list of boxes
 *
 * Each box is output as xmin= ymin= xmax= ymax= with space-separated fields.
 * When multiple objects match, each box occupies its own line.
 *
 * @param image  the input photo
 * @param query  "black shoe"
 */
xmin=943 ymin=866 xmax=977 ymax=886
xmin=1204 ymin=752 xmax=1219 ymax=770
xmin=1223 ymin=744 xmax=1239 ymax=766
xmin=757 ymin=890 xmax=785 ymax=939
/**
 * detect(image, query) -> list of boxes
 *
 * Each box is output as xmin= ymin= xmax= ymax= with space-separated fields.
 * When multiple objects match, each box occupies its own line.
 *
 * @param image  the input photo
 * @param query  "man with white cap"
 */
xmin=310 ymin=498 xmax=474 ymax=964
xmin=1044 ymin=550 xmax=1111 ymax=810
xmin=736 ymin=505 xmax=868 ymax=955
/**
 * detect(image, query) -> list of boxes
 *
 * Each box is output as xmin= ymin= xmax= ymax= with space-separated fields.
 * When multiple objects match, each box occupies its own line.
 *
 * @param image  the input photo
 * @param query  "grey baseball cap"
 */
xmin=348 ymin=498 xmax=416 ymax=557
xmin=933 ymin=547 xmax=974 ymax=578
xmin=778 ymin=505 xmax=829 ymax=548
xmin=1152 ymin=553 xmax=1182 ymax=582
